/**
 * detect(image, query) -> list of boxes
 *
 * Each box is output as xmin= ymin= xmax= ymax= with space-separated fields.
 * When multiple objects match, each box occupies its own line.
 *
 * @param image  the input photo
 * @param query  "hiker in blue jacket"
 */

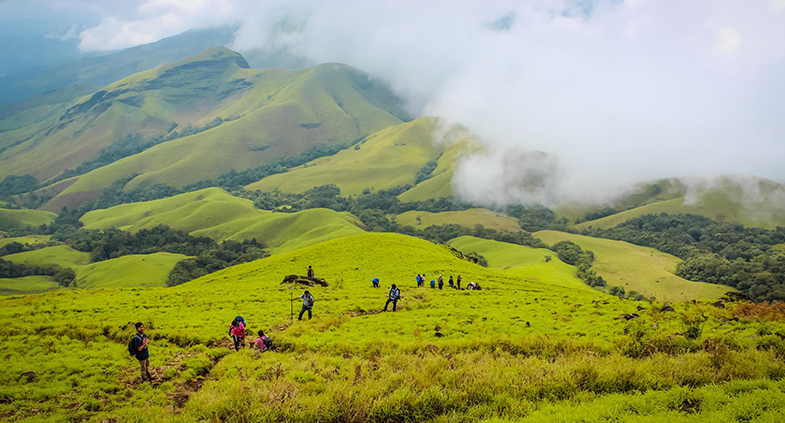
xmin=383 ymin=284 xmax=402 ymax=312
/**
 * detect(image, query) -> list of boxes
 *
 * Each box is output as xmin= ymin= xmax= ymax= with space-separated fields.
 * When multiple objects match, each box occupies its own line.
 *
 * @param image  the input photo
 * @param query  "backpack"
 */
xmin=127 ymin=334 xmax=140 ymax=357
xmin=262 ymin=336 xmax=273 ymax=351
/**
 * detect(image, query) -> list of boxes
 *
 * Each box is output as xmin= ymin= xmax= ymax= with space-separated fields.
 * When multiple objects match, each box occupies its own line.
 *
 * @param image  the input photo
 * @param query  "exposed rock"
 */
xmin=435 ymin=325 xmax=442 ymax=331
xmin=711 ymin=300 xmax=725 ymax=308
xmin=19 ymin=371 xmax=37 ymax=383
xmin=660 ymin=305 xmax=675 ymax=313
xmin=615 ymin=313 xmax=640 ymax=321
xmin=434 ymin=332 xmax=444 ymax=338
xmin=281 ymin=274 xmax=329 ymax=287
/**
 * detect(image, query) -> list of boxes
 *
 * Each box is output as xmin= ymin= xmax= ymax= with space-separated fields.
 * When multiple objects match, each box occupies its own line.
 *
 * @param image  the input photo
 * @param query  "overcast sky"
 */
xmin=3 ymin=0 xmax=785 ymax=204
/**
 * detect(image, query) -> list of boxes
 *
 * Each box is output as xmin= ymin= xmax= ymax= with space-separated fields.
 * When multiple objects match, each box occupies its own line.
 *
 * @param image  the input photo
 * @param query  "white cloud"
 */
xmin=16 ymin=0 xmax=785 ymax=205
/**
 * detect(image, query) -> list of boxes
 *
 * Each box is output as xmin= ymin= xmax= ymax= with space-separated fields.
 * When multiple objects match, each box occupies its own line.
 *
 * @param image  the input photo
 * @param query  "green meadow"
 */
xmin=0 ymin=275 xmax=60 ymax=296
xmin=79 ymin=187 xmax=365 ymax=253
xmin=447 ymin=236 xmax=591 ymax=292
xmin=4 ymin=246 xmax=185 ymax=289
xmin=396 ymin=209 xmax=522 ymax=233
xmin=1 ymin=232 xmax=784 ymax=422
xmin=0 ymin=235 xmax=50 ymax=248
xmin=0 ymin=208 xmax=56 ymax=231
xmin=535 ymin=231 xmax=732 ymax=302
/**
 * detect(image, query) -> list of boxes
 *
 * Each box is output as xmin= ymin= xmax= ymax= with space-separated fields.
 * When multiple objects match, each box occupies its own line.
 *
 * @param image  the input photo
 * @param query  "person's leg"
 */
xmin=392 ymin=299 xmax=397 ymax=311
xmin=139 ymin=358 xmax=149 ymax=381
xmin=383 ymin=298 xmax=391 ymax=311
xmin=307 ymin=307 xmax=313 ymax=320
xmin=299 ymin=306 xmax=307 ymax=320
xmin=232 ymin=335 xmax=240 ymax=351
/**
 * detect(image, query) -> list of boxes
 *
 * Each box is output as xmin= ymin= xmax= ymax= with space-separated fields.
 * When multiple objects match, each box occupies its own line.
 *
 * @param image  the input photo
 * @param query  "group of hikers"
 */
xmin=128 ymin=266 xmax=481 ymax=382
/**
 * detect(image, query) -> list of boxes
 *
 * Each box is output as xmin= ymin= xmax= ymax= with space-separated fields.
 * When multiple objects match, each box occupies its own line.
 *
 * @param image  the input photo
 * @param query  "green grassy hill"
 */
xmin=0 ymin=207 xmax=57 ymax=231
xmin=3 ymin=246 xmax=184 ymax=289
xmin=535 ymin=230 xmax=732 ymax=302
xmin=246 ymin=117 xmax=466 ymax=196
xmin=1 ymin=232 xmax=784 ymax=421
xmin=79 ymin=187 xmax=365 ymax=254
xmin=0 ymin=275 xmax=60 ymax=296
xmin=564 ymin=176 xmax=785 ymax=230
xmin=396 ymin=208 xmax=521 ymax=232
xmin=447 ymin=236 xmax=591 ymax=292
xmin=0 ymin=235 xmax=50 ymax=248
xmin=0 ymin=47 xmax=408 ymax=211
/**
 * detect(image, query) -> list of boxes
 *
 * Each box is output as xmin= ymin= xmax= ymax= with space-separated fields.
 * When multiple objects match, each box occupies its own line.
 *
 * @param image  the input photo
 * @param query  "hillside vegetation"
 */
xmin=566 ymin=176 xmax=785 ymax=230
xmin=535 ymin=231 xmax=732 ymax=302
xmin=80 ymin=187 xmax=365 ymax=254
xmin=0 ymin=47 xmax=409 ymax=211
xmin=447 ymin=236 xmax=590 ymax=292
xmin=247 ymin=117 xmax=474 ymax=197
xmin=0 ymin=207 xmax=57 ymax=231
xmin=3 ymin=246 xmax=185 ymax=289
xmin=1 ymin=232 xmax=784 ymax=421
xmin=396 ymin=208 xmax=521 ymax=233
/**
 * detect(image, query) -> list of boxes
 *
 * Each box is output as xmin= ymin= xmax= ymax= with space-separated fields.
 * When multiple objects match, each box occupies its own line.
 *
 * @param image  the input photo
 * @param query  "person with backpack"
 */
xmin=292 ymin=290 xmax=316 ymax=320
xmin=457 ymin=275 xmax=462 ymax=290
xmin=448 ymin=275 xmax=454 ymax=288
xmin=250 ymin=330 xmax=273 ymax=353
xmin=415 ymin=274 xmax=421 ymax=287
xmin=438 ymin=275 xmax=444 ymax=290
xmin=128 ymin=322 xmax=152 ymax=382
xmin=372 ymin=278 xmax=380 ymax=288
xmin=383 ymin=284 xmax=402 ymax=312
xmin=307 ymin=265 xmax=315 ymax=277
xmin=229 ymin=318 xmax=245 ymax=351
xmin=430 ymin=278 xmax=436 ymax=289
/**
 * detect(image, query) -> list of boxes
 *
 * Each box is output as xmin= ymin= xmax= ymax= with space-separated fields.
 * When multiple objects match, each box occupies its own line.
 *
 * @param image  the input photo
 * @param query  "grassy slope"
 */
xmin=79 ymin=187 xmax=365 ymax=254
xmin=567 ymin=176 xmax=785 ymax=230
xmin=0 ymin=235 xmax=51 ymax=248
xmin=3 ymin=246 xmax=184 ymax=289
xmin=0 ymin=208 xmax=57 ymax=231
xmin=447 ymin=236 xmax=591 ymax=292
xmin=31 ymin=54 xmax=406 ymax=211
xmin=247 ymin=117 xmax=443 ymax=195
xmin=0 ymin=232 xmax=783 ymax=421
xmin=0 ymin=275 xmax=60 ymax=296
xmin=535 ymin=230 xmax=732 ymax=302
xmin=396 ymin=208 xmax=521 ymax=232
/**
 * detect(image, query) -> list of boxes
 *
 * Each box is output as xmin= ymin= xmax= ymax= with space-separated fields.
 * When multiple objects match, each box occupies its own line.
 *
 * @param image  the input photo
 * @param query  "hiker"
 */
xmin=457 ymin=275 xmax=462 ymax=290
xmin=383 ymin=284 xmax=402 ymax=312
xmin=229 ymin=318 xmax=245 ymax=351
xmin=438 ymin=275 xmax=444 ymax=290
xmin=250 ymin=330 xmax=273 ymax=353
xmin=415 ymin=274 xmax=421 ymax=287
xmin=430 ymin=279 xmax=436 ymax=289
xmin=448 ymin=276 xmax=454 ymax=288
xmin=132 ymin=322 xmax=152 ymax=382
xmin=372 ymin=278 xmax=380 ymax=288
xmin=292 ymin=290 xmax=316 ymax=320
xmin=307 ymin=265 xmax=315 ymax=277
xmin=421 ymin=274 xmax=427 ymax=287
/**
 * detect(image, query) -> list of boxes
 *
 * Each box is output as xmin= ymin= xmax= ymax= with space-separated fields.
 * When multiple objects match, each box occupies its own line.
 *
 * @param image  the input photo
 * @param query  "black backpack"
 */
xmin=127 ymin=334 xmax=140 ymax=357
xmin=262 ymin=336 xmax=273 ymax=351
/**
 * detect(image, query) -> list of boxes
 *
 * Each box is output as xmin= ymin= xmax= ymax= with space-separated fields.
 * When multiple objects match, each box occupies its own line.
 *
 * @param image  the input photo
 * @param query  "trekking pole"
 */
xmin=290 ymin=292 xmax=293 ymax=322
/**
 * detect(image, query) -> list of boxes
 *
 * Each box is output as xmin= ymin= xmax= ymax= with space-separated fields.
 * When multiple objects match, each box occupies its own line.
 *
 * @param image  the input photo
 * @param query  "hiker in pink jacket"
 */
xmin=229 ymin=318 xmax=245 ymax=351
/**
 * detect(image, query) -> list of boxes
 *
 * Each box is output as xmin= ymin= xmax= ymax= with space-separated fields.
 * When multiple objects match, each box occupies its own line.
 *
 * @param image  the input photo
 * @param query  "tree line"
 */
xmin=579 ymin=213 xmax=785 ymax=302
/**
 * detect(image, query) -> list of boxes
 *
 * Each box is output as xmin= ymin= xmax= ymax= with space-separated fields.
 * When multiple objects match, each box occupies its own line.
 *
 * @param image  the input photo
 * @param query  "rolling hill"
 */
xmin=246 ymin=117 xmax=475 ymax=197
xmin=1 ymin=231 xmax=782 ymax=421
xmin=0 ymin=47 xmax=410 ymax=211
xmin=79 ymin=187 xmax=366 ymax=254
xmin=447 ymin=235 xmax=591 ymax=291
xmin=534 ymin=230 xmax=732 ymax=302
xmin=563 ymin=175 xmax=785 ymax=230
xmin=395 ymin=208 xmax=521 ymax=232
xmin=0 ymin=207 xmax=56 ymax=231
xmin=3 ymin=245 xmax=185 ymax=289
